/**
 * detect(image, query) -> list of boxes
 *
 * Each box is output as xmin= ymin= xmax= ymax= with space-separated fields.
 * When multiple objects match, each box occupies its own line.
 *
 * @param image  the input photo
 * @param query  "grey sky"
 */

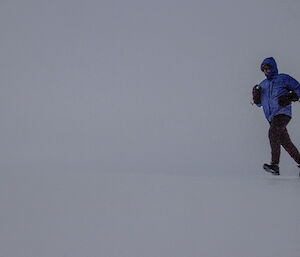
xmin=1 ymin=0 xmax=300 ymax=174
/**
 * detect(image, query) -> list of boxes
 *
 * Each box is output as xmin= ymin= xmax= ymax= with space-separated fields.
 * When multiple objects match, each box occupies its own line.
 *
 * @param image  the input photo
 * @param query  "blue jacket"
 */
xmin=257 ymin=57 xmax=300 ymax=122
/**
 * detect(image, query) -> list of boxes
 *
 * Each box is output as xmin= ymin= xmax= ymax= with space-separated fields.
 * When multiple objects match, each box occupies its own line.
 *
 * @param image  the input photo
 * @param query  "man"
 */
xmin=252 ymin=57 xmax=300 ymax=176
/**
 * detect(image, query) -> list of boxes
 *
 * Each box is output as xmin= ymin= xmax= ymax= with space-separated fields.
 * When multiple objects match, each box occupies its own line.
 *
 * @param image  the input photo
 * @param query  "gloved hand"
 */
xmin=252 ymin=85 xmax=261 ymax=104
xmin=278 ymin=90 xmax=299 ymax=107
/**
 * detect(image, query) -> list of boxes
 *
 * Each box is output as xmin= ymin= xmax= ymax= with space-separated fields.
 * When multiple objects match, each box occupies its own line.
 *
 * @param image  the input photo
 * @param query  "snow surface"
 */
xmin=1 ymin=170 xmax=300 ymax=257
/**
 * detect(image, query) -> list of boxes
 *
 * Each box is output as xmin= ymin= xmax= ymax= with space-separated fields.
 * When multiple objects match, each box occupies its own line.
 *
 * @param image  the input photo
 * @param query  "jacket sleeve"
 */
xmin=287 ymin=75 xmax=300 ymax=98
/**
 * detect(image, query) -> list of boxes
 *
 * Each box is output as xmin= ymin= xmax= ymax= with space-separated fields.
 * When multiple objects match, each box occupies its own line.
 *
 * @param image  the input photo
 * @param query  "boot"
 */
xmin=263 ymin=163 xmax=280 ymax=175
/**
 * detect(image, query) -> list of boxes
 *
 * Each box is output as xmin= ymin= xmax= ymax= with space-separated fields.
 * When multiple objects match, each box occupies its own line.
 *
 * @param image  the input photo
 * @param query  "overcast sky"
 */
xmin=1 ymin=0 xmax=300 ymax=174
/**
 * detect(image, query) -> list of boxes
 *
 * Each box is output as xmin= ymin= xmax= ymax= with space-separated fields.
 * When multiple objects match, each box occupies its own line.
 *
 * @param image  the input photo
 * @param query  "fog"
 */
xmin=1 ymin=0 xmax=300 ymax=256
xmin=1 ymin=0 xmax=300 ymax=174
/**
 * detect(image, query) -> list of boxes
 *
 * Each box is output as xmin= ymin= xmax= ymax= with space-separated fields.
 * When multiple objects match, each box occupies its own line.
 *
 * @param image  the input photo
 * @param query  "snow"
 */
xmin=1 ymin=0 xmax=300 ymax=256
xmin=1 ymin=170 xmax=300 ymax=257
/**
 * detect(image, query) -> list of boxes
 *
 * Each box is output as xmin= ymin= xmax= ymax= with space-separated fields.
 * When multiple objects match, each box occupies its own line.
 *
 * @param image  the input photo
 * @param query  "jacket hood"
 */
xmin=261 ymin=57 xmax=278 ymax=80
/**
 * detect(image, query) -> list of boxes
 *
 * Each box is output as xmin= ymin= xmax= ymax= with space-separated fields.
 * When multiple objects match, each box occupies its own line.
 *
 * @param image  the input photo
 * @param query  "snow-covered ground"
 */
xmin=1 ymin=169 xmax=300 ymax=257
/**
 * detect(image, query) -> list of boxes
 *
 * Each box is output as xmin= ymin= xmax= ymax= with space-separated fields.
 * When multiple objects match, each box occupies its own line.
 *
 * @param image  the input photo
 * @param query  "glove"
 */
xmin=252 ymin=85 xmax=261 ymax=104
xmin=288 ymin=90 xmax=300 ymax=101
xmin=278 ymin=90 xmax=299 ymax=107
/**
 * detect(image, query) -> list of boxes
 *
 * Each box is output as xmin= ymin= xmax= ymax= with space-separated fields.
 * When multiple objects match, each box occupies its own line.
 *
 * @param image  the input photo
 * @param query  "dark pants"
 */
xmin=269 ymin=114 xmax=300 ymax=165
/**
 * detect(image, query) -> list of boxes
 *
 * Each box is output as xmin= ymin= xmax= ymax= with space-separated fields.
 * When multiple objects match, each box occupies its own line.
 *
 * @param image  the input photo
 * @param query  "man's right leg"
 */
xmin=268 ymin=115 xmax=290 ymax=165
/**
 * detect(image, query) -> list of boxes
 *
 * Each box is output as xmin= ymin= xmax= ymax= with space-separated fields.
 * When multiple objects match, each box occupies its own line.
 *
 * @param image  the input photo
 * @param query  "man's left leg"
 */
xmin=280 ymin=127 xmax=300 ymax=165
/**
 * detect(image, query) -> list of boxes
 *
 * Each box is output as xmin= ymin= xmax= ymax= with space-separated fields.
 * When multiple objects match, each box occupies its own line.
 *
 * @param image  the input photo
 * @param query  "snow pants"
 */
xmin=269 ymin=114 xmax=300 ymax=165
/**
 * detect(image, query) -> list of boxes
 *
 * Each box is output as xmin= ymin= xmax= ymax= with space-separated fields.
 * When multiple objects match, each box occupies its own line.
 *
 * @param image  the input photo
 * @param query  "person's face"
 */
xmin=261 ymin=65 xmax=271 ymax=76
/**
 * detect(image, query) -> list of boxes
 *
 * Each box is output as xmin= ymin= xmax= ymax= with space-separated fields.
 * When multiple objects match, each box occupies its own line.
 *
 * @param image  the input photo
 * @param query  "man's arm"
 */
xmin=278 ymin=75 xmax=300 ymax=107
xmin=287 ymin=75 xmax=300 ymax=98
